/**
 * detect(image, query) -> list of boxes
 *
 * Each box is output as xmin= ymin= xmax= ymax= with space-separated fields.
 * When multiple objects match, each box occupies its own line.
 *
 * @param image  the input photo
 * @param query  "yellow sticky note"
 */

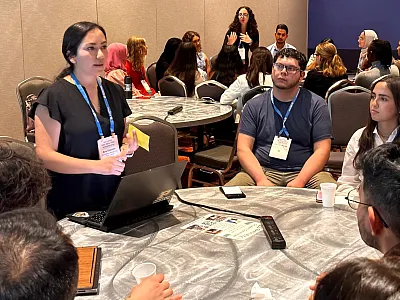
xmin=128 ymin=124 xmax=150 ymax=152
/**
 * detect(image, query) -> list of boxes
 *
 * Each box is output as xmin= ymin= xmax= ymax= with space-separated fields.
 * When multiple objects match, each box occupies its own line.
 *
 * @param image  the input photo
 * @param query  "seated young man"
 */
xmin=226 ymin=48 xmax=335 ymax=189
xmin=309 ymin=143 xmax=400 ymax=299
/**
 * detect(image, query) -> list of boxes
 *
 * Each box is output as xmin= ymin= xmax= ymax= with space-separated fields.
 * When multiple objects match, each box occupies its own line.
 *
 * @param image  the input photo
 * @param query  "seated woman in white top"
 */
xmin=337 ymin=75 xmax=400 ymax=193
xmin=220 ymin=47 xmax=273 ymax=112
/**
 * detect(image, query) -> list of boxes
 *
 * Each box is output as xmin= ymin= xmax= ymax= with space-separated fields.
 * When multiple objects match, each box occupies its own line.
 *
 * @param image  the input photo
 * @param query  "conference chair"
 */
xmin=210 ymin=55 xmax=217 ymax=70
xmin=187 ymin=114 xmax=241 ymax=187
xmin=241 ymin=85 xmax=272 ymax=112
xmin=124 ymin=116 xmax=178 ymax=175
xmin=146 ymin=62 xmax=158 ymax=91
xmin=195 ymin=80 xmax=227 ymax=101
xmin=324 ymin=79 xmax=355 ymax=100
xmin=370 ymin=74 xmax=391 ymax=90
xmin=158 ymin=75 xmax=187 ymax=97
xmin=325 ymin=85 xmax=371 ymax=177
xmin=16 ymin=76 xmax=52 ymax=142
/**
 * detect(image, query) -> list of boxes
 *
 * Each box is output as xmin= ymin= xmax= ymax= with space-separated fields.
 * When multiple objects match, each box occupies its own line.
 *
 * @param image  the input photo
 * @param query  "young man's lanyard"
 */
xmin=270 ymin=89 xmax=300 ymax=138
xmin=71 ymin=73 xmax=115 ymax=138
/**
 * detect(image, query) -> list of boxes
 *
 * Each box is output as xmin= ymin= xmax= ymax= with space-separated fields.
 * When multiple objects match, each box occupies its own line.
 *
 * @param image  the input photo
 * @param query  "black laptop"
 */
xmin=67 ymin=161 xmax=187 ymax=232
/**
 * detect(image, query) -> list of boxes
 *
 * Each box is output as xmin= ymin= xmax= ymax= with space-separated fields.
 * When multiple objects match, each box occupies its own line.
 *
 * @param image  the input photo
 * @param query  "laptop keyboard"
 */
xmin=88 ymin=211 xmax=106 ymax=224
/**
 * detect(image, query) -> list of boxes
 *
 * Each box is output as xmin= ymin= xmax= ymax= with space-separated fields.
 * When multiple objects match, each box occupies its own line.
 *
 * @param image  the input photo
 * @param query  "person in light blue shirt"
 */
xmin=267 ymin=24 xmax=296 ymax=58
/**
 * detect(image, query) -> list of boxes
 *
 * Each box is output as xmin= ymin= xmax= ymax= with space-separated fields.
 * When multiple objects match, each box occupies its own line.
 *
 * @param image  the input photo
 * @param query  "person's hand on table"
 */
xmin=126 ymin=274 xmax=182 ymax=300
xmin=308 ymin=272 xmax=327 ymax=300
xmin=95 ymin=153 xmax=127 ymax=175
xmin=240 ymin=32 xmax=252 ymax=44
xmin=133 ymin=89 xmax=144 ymax=97
xmin=287 ymin=177 xmax=306 ymax=188
xmin=226 ymin=32 xmax=237 ymax=45
xmin=256 ymin=176 xmax=275 ymax=187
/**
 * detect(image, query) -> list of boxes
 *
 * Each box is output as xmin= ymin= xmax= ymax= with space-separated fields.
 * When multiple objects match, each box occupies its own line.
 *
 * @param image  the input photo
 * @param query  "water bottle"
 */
xmin=124 ymin=76 xmax=132 ymax=99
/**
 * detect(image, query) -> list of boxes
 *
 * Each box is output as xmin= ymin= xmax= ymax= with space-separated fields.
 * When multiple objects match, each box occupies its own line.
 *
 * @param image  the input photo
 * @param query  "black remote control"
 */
xmin=260 ymin=216 xmax=286 ymax=249
xmin=168 ymin=105 xmax=183 ymax=115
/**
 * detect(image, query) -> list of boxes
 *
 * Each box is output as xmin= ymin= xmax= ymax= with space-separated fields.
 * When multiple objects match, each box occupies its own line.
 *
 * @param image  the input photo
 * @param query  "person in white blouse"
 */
xmin=220 ymin=47 xmax=273 ymax=113
xmin=337 ymin=75 xmax=400 ymax=193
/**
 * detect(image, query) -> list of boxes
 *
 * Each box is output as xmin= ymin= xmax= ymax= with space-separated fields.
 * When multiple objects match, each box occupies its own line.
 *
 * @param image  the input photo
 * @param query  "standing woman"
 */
xmin=182 ymin=31 xmax=210 ymax=77
xmin=224 ymin=6 xmax=259 ymax=69
xmin=337 ymin=75 xmax=400 ymax=193
xmin=165 ymin=42 xmax=206 ymax=97
xmin=303 ymin=42 xmax=348 ymax=98
xmin=126 ymin=36 xmax=157 ymax=96
xmin=34 ymin=22 xmax=138 ymax=219
xmin=357 ymin=29 xmax=378 ymax=72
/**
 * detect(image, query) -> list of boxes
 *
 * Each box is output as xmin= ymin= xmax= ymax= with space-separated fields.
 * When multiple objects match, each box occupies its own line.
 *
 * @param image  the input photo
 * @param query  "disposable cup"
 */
xmin=132 ymin=262 xmax=156 ymax=284
xmin=320 ymin=183 xmax=337 ymax=208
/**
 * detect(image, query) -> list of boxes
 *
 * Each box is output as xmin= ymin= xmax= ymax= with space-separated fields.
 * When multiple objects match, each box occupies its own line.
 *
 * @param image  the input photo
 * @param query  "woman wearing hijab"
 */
xmin=357 ymin=29 xmax=378 ymax=72
xmin=155 ymin=38 xmax=182 ymax=90
xmin=105 ymin=43 xmax=128 ymax=87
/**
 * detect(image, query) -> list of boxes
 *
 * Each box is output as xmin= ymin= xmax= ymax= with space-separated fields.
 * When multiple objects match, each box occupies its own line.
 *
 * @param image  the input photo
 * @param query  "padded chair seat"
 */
xmin=326 ymin=151 xmax=345 ymax=169
xmin=192 ymin=145 xmax=238 ymax=170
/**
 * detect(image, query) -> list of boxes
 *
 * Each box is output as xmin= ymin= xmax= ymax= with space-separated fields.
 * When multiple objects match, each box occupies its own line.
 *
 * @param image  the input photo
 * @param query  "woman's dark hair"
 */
xmin=354 ymin=75 xmax=400 ymax=167
xmin=229 ymin=6 xmax=258 ymax=35
xmin=182 ymin=31 xmax=200 ymax=43
xmin=314 ymin=257 xmax=400 ymax=300
xmin=246 ymin=47 xmax=273 ymax=88
xmin=160 ymin=38 xmax=182 ymax=64
xmin=57 ymin=21 xmax=107 ymax=79
xmin=368 ymin=39 xmax=393 ymax=68
xmin=166 ymin=42 xmax=198 ymax=96
xmin=211 ymin=45 xmax=244 ymax=87
xmin=321 ymin=37 xmax=335 ymax=45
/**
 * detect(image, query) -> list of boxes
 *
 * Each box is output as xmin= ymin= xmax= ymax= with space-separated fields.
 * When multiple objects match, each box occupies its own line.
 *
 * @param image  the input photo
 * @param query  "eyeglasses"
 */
xmin=345 ymin=188 xmax=389 ymax=228
xmin=238 ymin=13 xmax=249 ymax=18
xmin=273 ymin=63 xmax=301 ymax=74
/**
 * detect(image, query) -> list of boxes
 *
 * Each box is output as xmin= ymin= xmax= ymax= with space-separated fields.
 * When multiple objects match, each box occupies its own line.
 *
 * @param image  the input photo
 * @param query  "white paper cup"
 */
xmin=132 ymin=262 xmax=156 ymax=284
xmin=320 ymin=183 xmax=337 ymax=208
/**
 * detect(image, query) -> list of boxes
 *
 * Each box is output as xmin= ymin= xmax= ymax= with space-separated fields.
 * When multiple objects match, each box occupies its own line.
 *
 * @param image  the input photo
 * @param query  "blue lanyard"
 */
xmin=71 ymin=73 xmax=115 ymax=138
xmin=270 ymin=90 xmax=300 ymax=137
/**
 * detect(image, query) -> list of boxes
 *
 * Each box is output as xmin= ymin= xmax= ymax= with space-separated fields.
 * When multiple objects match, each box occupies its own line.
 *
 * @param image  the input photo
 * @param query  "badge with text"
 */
xmin=141 ymin=80 xmax=153 ymax=94
xmin=269 ymin=136 xmax=291 ymax=160
xmin=97 ymin=135 xmax=120 ymax=160
xmin=238 ymin=47 xmax=245 ymax=61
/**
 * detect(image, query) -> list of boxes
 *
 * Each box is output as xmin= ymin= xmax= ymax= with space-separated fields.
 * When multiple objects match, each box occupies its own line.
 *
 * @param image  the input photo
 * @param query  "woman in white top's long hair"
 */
xmin=338 ymin=75 xmax=400 ymax=192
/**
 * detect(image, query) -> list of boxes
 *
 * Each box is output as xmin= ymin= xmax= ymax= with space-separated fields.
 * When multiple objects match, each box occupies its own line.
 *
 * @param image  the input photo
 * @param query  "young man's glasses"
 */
xmin=345 ymin=188 xmax=389 ymax=228
xmin=273 ymin=63 xmax=301 ymax=74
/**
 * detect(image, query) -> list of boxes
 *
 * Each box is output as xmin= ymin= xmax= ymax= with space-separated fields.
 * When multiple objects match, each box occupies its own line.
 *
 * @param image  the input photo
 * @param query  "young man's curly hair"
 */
xmin=0 ymin=141 xmax=50 ymax=213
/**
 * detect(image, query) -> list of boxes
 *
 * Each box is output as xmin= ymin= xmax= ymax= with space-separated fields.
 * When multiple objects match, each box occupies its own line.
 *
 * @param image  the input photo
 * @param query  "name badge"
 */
xmin=97 ymin=135 xmax=120 ymax=160
xmin=269 ymin=136 xmax=291 ymax=160
xmin=141 ymin=80 xmax=153 ymax=94
xmin=238 ymin=47 xmax=245 ymax=62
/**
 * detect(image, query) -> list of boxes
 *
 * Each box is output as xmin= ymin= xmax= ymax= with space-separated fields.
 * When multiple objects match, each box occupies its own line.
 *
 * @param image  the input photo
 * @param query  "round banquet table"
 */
xmin=61 ymin=187 xmax=380 ymax=300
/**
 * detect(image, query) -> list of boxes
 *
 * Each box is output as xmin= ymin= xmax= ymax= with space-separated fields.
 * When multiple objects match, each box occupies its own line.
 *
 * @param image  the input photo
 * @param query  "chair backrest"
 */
xmin=242 ymin=85 xmax=272 ymax=107
xmin=158 ymin=75 xmax=187 ymax=97
xmin=124 ymin=116 xmax=178 ymax=175
xmin=16 ymin=76 xmax=52 ymax=136
xmin=195 ymin=80 xmax=227 ymax=101
xmin=210 ymin=55 xmax=217 ymax=70
xmin=370 ymin=74 xmax=391 ymax=90
xmin=328 ymin=86 xmax=371 ymax=146
xmin=146 ymin=62 xmax=158 ymax=91
xmin=325 ymin=79 xmax=355 ymax=100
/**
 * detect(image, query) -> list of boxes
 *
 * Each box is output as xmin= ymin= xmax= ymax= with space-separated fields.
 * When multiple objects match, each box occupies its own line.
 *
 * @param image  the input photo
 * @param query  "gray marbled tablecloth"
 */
xmin=61 ymin=187 xmax=380 ymax=300
xmin=126 ymin=97 xmax=232 ymax=128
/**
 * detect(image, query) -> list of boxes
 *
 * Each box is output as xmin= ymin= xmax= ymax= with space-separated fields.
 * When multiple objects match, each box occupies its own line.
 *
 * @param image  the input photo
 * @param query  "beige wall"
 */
xmin=0 ymin=0 xmax=308 ymax=139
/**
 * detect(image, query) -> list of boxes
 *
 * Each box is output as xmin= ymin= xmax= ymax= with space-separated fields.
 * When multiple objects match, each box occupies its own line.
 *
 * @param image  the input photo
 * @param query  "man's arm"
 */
xmin=237 ymin=133 xmax=275 ymax=186
xmin=287 ymin=138 xmax=331 ymax=188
